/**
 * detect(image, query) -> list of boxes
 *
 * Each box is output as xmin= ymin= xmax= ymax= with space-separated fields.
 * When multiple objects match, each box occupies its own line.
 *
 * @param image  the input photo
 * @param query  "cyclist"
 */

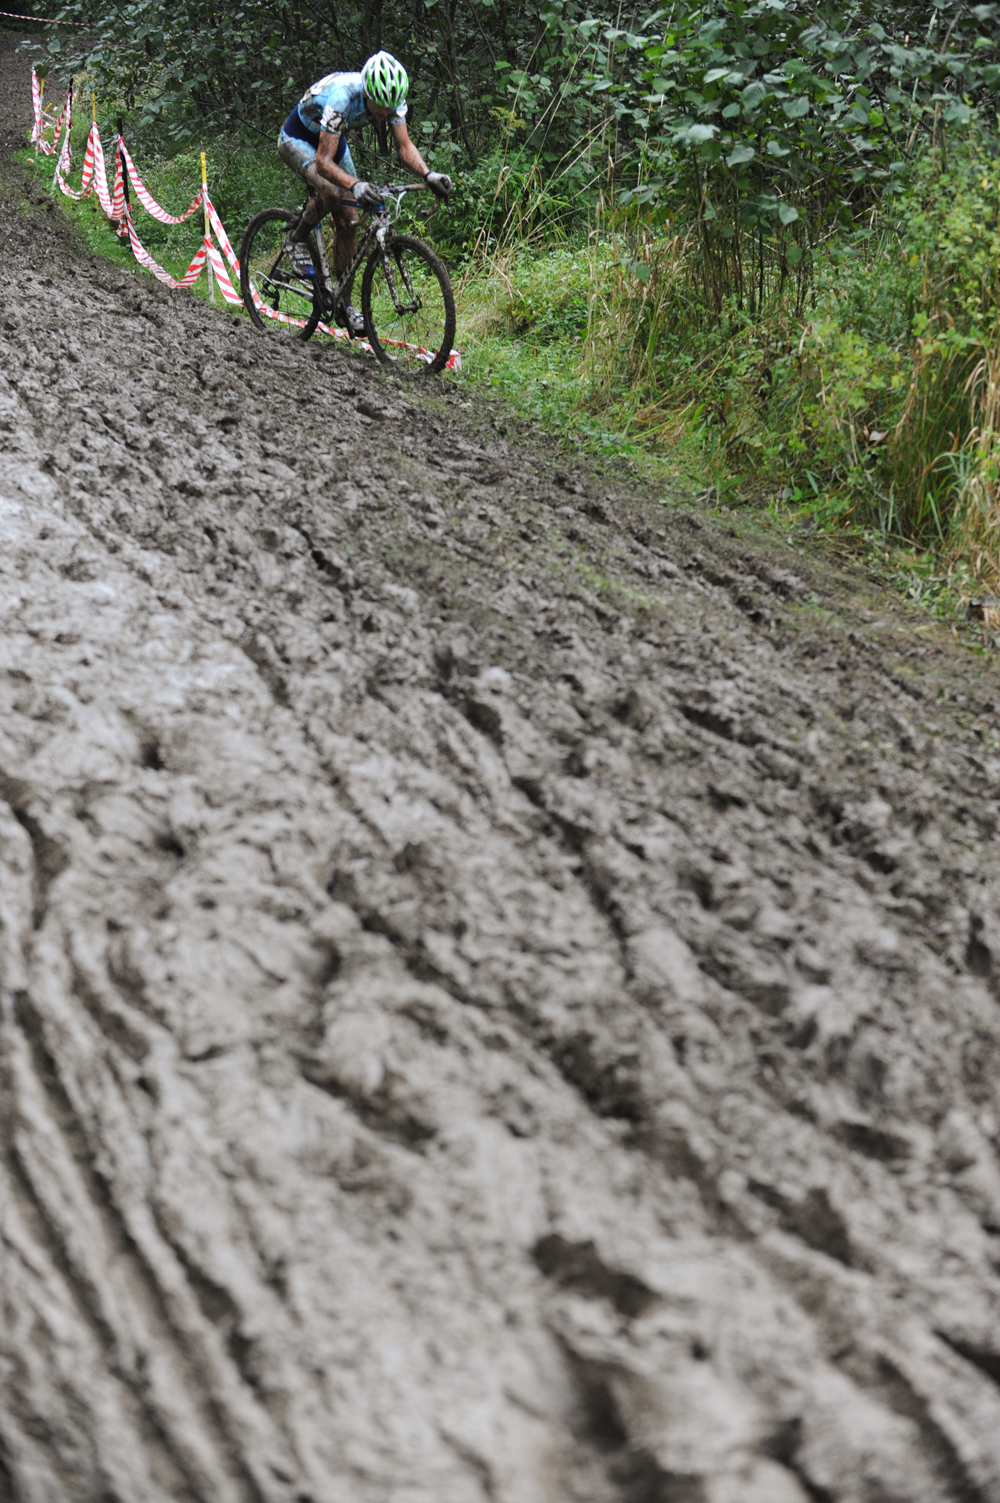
xmin=277 ymin=51 xmax=452 ymax=336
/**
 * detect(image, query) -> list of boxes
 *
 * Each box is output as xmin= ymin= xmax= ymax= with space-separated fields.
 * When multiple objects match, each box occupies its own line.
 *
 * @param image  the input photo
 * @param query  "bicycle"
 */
xmin=238 ymin=182 xmax=456 ymax=374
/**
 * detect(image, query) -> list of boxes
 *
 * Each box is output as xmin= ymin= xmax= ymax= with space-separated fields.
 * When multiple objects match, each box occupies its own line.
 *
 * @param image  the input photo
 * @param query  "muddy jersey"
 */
xmin=292 ymin=72 xmax=406 ymax=142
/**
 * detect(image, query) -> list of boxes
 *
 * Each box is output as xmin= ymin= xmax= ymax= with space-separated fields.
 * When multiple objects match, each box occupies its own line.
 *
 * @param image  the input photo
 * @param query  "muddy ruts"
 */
xmin=3 ymin=33 xmax=1000 ymax=1503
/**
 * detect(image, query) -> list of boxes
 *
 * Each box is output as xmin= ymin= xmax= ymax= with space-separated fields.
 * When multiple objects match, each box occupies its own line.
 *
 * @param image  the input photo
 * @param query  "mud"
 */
xmin=4 ymin=33 xmax=1000 ymax=1503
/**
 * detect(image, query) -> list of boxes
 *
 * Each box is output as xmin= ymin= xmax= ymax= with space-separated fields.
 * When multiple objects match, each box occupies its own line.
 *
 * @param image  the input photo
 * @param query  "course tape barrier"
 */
xmin=31 ymin=71 xmax=67 ymax=155
xmin=31 ymin=69 xmax=461 ymax=371
xmin=1 ymin=6 xmax=86 ymax=21
xmin=57 ymin=118 xmax=113 ymax=212
xmin=120 ymin=141 xmax=203 ymax=225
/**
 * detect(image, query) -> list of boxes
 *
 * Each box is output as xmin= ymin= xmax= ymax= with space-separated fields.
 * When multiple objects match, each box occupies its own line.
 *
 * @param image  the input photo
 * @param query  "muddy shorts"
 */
xmin=277 ymin=108 xmax=356 ymax=185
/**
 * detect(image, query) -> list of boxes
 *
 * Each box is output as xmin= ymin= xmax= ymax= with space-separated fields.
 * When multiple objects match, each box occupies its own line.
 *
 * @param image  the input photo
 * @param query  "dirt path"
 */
xmin=4 ymin=34 xmax=1000 ymax=1503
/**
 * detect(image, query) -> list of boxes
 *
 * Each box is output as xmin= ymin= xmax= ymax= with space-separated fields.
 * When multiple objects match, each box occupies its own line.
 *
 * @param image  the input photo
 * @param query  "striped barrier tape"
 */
xmin=121 ymin=199 xmax=244 ymax=305
xmin=119 ymin=140 xmax=203 ymax=225
xmin=121 ymin=201 xmax=210 ymax=288
xmin=36 ymin=75 xmax=195 ymax=228
xmin=111 ymin=133 xmax=124 ymax=221
xmin=114 ymin=196 xmax=240 ymax=315
xmin=53 ymin=85 xmax=71 ymax=183
xmin=2 ymin=7 xmax=86 ymax=22
xmin=56 ymin=119 xmax=113 ymax=213
xmin=30 ymin=70 xmax=67 ymax=154
xmin=30 ymin=68 xmax=46 ymax=147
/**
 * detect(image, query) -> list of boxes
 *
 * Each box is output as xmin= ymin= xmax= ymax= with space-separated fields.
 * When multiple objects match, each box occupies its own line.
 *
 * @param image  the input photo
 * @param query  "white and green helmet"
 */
xmin=361 ymin=51 xmax=409 ymax=109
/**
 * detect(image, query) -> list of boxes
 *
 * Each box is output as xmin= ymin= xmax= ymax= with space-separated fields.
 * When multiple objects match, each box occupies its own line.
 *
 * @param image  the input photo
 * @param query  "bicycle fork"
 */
xmin=376 ymin=226 xmax=421 ymax=314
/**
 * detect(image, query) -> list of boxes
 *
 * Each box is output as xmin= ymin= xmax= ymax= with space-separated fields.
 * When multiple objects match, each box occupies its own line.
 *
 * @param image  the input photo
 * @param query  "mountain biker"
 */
xmin=277 ymin=51 xmax=452 ymax=337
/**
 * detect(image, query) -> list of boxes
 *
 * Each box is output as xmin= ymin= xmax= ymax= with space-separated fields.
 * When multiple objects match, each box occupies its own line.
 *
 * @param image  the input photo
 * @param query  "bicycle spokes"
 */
xmin=241 ymin=210 xmax=317 ymax=330
xmin=362 ymin=233 xmax=454 ymax=369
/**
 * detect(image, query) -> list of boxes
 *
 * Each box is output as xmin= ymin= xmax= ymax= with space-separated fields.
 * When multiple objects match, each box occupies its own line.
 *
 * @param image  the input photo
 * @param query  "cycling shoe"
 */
xmin=336 ymin=302 xmax=366 ymax=338
xmin=283 ymin=232 xmax=315 ymax=279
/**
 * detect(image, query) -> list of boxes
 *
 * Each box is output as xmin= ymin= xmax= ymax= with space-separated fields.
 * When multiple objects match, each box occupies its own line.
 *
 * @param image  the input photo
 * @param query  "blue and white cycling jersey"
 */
xmin=296 ymin=71 xmax=406 ymax=139
xmin=278 ymin=71 xmax=407 ymax=181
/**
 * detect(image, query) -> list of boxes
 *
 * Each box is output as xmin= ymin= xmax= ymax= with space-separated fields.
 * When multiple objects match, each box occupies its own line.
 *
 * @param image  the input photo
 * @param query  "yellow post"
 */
xmin=201 ymin=151 xmax=215 ymax=302
xmin=34 ymin=77 xmax=44 ymax=163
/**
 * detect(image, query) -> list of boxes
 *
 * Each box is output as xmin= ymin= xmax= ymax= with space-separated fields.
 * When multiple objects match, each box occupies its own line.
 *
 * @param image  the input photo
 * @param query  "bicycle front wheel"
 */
xmin=361 ymin=233 xmax=456 ymax=374
xmin=240 ymin=208 xmax=318 ymax=337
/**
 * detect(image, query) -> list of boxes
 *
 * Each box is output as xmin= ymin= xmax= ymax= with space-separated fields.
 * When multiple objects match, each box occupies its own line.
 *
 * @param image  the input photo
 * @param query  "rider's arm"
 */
xmin=315 ymin=129 xmax=357 ymax=192
xmin=391 ymin=121 xmax=431 ymax=179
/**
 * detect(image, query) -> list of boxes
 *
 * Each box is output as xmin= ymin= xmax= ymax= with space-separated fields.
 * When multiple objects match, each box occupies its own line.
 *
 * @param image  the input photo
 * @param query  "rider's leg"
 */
xmin=298 ymin=165 xmax=340 ymax=235
xmin=297 ymin=164 xmax=339 ymax=239
xmin=327 ymin=197 xmax=364 ymax=333
xmin=277 ymin=131 xmax=365 ymax=333
xmin=295 ymin=176 xmax=360 ymax=306
xmin=323 ymin=142 xmax=363 ymax=329
xmin=330 ymin=197 xmax=359 ymax=298
xmin=277 ymin=132 xmax=326 ymax=271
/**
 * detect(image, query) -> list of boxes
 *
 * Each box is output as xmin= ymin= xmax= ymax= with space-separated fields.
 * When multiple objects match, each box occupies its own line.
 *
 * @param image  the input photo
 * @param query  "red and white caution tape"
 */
xmin=202 ymin=200 xmax=244 ymax=305
xmin=30 ymin=69 xmax=67 ymax=155
xmin=115 ymin=195 xmax=240 ymax=306
xmin=56 ymin=120 xmax=112 ymax=214
xmin=121 ymin=201 xmax=210 ymax=288
xmin=111 ymin=135 xmax=124 ymax=220
xmin=119 ymin=141 xmax=203 ymax=225
xmin=53 ymin=85 xmax=72 ymax=183
xmin=30 ymin=67 xmax=47 ymax=148
xmin=50 ymin=111 xmax=113 ymax=215
xmin=4 ymin=8 xmax=86 ymax=21
xmin=41 ymin=86 xmax=199 ymax=226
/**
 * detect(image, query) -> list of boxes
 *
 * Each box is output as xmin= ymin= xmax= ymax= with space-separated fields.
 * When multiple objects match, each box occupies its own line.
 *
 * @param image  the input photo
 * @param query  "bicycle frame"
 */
xmin=313 ymin=183 xmax=426 ymax=320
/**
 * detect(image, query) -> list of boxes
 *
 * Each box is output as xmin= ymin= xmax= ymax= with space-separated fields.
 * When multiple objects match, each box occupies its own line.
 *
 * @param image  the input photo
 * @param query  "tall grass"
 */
xmin=456 ymin=122 xmax=1000 ymax=588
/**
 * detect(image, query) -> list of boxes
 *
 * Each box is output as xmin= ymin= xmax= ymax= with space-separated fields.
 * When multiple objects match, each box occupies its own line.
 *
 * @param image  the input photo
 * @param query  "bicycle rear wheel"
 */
xmin=360 ymin=233 xmax=456 ymax=374
xmin=240 ymin=208 xmax=318 ymax=336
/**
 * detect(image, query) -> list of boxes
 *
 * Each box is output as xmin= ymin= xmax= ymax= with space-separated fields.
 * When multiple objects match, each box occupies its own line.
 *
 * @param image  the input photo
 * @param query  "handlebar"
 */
xmin=346 ymin=181 xmax=429 ymax=208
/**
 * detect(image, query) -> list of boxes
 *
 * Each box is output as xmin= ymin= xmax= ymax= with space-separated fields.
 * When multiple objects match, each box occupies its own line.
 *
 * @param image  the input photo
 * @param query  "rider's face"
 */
xmin=364 ymin=95 xmax=394 ymax=122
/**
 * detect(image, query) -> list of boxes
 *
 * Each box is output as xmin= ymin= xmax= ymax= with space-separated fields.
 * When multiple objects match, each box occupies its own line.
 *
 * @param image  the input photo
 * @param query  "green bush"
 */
xmin=788 ymin=128 xmax=1000 ymax=547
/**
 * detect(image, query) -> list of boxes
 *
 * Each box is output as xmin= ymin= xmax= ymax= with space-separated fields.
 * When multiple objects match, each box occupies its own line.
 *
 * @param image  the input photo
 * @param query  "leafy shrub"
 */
xmin=788 ymin=128 xmax=1000 ymax=550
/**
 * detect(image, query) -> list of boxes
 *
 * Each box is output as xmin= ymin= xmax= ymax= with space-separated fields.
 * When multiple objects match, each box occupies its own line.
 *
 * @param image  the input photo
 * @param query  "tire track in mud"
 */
xmin=5 ymin=33 xmax=1000 ymax=1503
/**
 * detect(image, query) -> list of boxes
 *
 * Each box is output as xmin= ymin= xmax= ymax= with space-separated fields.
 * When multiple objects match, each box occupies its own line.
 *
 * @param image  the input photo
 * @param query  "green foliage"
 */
xmin=786 ymin=130 xmax=1000 ymax=545
xmin=41 ymin=0 xmax=620 ymax=165
xmin=901 ymin=135 xmax=1000 ymax=332
xmin=577 ymin=0 xmax=1000 ymax=316
xmin=432 ymin=144 xmax=596 ymax=262
xmin=455 ymin=116 xmax=1000 ymax=587
xmin=464 ymin=242 xmax=596 ymax=341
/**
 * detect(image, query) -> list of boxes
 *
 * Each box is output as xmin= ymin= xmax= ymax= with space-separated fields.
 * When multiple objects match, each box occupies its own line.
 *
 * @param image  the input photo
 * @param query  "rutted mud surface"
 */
xmin=5 ymin=34 xmax=1000 ymax=1503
